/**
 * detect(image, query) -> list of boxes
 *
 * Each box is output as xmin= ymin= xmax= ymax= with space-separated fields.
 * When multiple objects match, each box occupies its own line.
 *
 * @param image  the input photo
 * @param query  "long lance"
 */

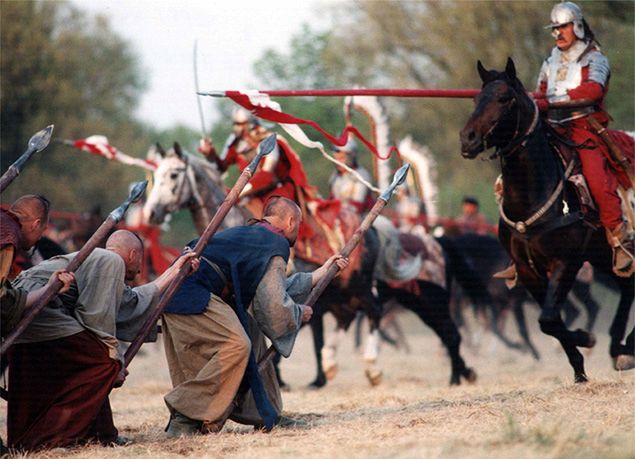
xmin=123 ymin=134 xmax=278 ymax=368
xmin=258 ymin=163 xmax=410 ymax=372
xmin=200 ymin=88 xmax=550 ymax=100
xmin=0 ymin=180 xmax=148 ymax=355
xmin=0 ymin=125 xmax=54 ymax=193
xmin=199 ymin=89 xmax=481 ymax=98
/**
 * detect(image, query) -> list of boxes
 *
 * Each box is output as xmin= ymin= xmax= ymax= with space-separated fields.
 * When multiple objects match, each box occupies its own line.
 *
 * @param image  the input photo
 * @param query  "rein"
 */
xmin=487 ymin=92 xmax=539 ymax=160
xmin=170 ymin=155 xmax=210 ymax=222
xmin=499 ymin=158 xmax=575 ymax=234
xmin=491 ymin=85 xmax=575 ymax=234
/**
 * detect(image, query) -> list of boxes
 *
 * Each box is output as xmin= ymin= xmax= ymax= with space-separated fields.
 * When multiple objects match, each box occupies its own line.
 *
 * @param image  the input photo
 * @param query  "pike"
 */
xmin=258 ymin=163 xmax=411 ymax=372
xmin=0 ymin=180 xmax=148 ymax=355
xmin=123 ymin=134 xmax=278 ymax=368
xmin=0 ymin=125 xmax=54 ymax=193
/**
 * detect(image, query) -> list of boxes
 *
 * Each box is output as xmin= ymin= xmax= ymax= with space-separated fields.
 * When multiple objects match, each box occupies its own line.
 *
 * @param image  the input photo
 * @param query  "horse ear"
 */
xmin=155 ymin=143 xmax=166 ymax=158
xmin=505 ymin=57 xmax=517 ymax=80
xmin=477 ymin=60 xmax=490 ymax=83
xmin=173 ymin=142 xmax=183 ymax=158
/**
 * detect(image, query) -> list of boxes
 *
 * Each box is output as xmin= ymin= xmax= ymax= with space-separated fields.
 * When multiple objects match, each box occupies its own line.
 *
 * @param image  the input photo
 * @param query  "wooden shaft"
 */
xmin=258 ymin=198 xmax=388 ymax=372
xmin=123 ymin=169 xmax=253 ymax=368
xmin=0 ymin=167 xmax=19 ymax=193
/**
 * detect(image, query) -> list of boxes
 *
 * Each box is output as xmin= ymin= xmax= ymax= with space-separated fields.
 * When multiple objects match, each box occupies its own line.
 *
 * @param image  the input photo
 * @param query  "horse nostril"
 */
xmin=468 ymin=130 xmax=476 ymax=141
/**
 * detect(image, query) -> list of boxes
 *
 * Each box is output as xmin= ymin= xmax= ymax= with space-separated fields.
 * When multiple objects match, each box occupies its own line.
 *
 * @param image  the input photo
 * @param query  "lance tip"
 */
xmin=197 ymin=91 xmax=226 ymax=97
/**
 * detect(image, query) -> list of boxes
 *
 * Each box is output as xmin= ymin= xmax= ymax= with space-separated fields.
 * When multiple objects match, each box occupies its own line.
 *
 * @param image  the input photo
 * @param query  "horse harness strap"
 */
xmin=499 ymin=158 xmax=576 ymax=235
xmin=174 ymin=156 xmax=209 ymax=221
xmin=491 ymin=97 xmax=539 ymax=160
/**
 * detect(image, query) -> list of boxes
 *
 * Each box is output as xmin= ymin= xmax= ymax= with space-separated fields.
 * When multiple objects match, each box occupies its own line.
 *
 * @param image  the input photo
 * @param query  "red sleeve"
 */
xmin=567 ymin=81 xmax=604 ymax=103
xmin=534 ymin=81 xmax=549 ymax=112
xmin=216 ymin=146 xmax=238 ymax=173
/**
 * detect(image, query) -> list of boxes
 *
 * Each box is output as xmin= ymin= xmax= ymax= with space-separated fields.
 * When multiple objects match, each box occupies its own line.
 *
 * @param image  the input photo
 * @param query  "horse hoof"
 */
xmin=279 ymin=382 xmax=292 ymax=393
xmin=365 ymin=368 xmax=383 ymax=386
xmin=308 ymin=375 xmax=327 ymax=389
xmin=463 ymin=368 xmax=477 ymax=384
xmin=324 ymin=364 xmax=338 ymax=381
xmin=574 ymin=373 xmax=589 ymax=384
xmin=614 ymin=355 xmax=635 ymax=371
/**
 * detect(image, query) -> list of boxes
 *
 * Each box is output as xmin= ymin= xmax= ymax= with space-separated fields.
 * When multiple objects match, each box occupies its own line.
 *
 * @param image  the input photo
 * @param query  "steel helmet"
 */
xmin=546 ymin=2 xmax=585 ymax=40
xmin=231 ymin=107 xmax=259 ymax=128
xmin=332 ymin=137 xmax=359 ymax=167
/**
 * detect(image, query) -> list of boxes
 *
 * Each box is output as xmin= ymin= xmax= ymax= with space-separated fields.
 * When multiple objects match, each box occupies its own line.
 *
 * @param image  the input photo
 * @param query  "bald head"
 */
xmin=262 ymin=197 xmax=302 ymax=246
xmin=106 ymin=230 xmax=144 ymax=281
xmin=263 ymin=196 xmax=301 ymax=220
xmin=10 ymin=195 xmax=50 ymax=249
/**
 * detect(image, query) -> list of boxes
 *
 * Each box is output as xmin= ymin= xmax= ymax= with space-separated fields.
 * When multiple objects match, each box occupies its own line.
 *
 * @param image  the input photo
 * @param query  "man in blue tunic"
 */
xmin=162 ymin=197 xmax=348 ymax=436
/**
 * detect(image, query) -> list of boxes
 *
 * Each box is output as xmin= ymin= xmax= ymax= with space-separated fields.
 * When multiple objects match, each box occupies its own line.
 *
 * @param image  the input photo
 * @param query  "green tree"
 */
xmin=207 ymin=24 xmax=362 ymax=196
xmin=1 ymin=0 xmax=151 ymax=211
xmin=324 ymin=0 xmax=634 ymax=219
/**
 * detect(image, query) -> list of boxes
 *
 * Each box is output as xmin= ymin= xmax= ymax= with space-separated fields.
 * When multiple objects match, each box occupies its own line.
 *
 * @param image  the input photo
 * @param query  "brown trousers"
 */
xmin=162 ymin=295 xmax=282 ymax=425
xmin=7 ymin=331 xmax=120 ymax=451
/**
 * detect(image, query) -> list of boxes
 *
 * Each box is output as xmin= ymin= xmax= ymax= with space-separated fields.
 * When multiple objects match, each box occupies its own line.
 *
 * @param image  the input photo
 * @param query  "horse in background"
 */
xmin=143 ymin=143 xmax=245 ymax=233
xmin=460 ymin=58 xmax=634 ymax=382
xmin=142 ymin=140 xmax=477 ymax=388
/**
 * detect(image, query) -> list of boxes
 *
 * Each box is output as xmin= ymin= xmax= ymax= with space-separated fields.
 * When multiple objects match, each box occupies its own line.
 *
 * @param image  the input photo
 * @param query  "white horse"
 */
xmin=142 ymin=143 xmax=246 ymax=233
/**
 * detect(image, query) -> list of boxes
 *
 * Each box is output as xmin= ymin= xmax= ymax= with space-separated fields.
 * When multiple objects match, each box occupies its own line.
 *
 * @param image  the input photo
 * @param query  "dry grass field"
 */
xmin=2 ymin=287 xmax=634 ymax=459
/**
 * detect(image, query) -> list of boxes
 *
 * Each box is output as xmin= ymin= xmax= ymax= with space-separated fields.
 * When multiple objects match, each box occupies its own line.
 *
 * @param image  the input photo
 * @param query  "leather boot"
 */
xmin=493 ymin=264 xmax=516 ymax=280
xmin=606 ymin=223 xmax=635 ymax=277
xmin=493 ymin=263 xmax=518 ymax=288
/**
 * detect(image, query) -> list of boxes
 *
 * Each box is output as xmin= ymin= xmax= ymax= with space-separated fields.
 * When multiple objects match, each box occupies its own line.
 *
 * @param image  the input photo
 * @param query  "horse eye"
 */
xmin=170 ymin=172 xmax=179 ymax=180
xmin=498 ymin=96 xmax=512 ymax=104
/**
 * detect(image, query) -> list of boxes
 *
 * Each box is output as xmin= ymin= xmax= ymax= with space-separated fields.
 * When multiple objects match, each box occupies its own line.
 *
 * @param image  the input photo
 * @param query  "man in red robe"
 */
xmin=199 ymin=108 xmax=314 ymax=218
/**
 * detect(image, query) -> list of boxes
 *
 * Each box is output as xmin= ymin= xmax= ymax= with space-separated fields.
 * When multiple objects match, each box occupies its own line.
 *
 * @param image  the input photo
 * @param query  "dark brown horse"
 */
xmin=460 ymin=58 xmax=634 ymax=383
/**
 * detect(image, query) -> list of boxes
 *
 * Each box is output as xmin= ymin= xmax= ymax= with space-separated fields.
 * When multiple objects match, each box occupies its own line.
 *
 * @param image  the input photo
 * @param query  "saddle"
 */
xmin=546 ymin=125 xmax=635 ymax=229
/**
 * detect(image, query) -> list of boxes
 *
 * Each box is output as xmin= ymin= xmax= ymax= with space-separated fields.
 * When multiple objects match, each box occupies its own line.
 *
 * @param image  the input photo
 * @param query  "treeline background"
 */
xmin=1 ymin=0 xmax=633 ymax=244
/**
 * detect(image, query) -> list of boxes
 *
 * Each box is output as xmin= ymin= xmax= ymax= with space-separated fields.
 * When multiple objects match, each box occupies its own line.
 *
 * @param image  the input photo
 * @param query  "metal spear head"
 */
xmin=12 ymin=125 xmax=54 ymax=171
xmin=29 ymin=125 xmax=54 ymax=152
xmin=247 ymin=133 xmax=277 ymax=172
xmin=197 ymin=91 xmax=225 ymax=97
xmin=379 ymin=164 xmax=410 ymax=202
xmin=109 ymin=180 xmax=148 ymax=222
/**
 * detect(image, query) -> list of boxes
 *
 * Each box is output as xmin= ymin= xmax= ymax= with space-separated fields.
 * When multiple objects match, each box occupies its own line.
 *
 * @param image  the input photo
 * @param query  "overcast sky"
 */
xmin=76 ymin=0 xmax=335 ymax=130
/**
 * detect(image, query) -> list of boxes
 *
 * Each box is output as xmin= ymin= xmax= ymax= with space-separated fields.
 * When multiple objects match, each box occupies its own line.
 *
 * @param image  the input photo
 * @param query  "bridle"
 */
xmin=160 ymin=154 xmax=209 ymax=220
xmin=488 ymin=80 xmax=574 ymax=235
xmin=482 ymin=81 xmax=539 ymax=161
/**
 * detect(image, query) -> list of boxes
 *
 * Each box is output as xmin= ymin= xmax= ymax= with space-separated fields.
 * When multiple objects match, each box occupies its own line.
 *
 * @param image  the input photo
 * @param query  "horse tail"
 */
xmin=436 ymin=236 xmax=493 ymax=305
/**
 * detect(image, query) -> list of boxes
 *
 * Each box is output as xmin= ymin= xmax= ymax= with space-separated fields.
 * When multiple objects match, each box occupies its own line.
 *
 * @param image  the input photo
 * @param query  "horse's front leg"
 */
xmin=309 ymin=308 xmax=328 ymax=388
xmin=320 ymin=324 xmax=346 ymax=384
xmin=363 ymin=315 xmax=383 ymax=386
xmin=528 ymin=262 xmax=594 ymax=383
xmin=610 ymin=275 xmax=635 ymax=371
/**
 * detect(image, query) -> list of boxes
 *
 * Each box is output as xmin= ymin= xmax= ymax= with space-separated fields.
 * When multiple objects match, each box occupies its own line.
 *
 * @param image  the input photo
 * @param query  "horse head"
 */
xmin=143 ymin=142 xmax=197 ymax=226
xmin=460 ymin=58 xmax=532 ymax=158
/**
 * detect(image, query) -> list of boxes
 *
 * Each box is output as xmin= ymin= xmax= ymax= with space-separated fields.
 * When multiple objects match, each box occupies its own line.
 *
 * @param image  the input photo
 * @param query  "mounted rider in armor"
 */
xmin=535 ymin=1 xmax=634 ymax=276
xmin=328 ymin=138 xmax=374 ymax=214
xmin=199 ymin=108 xmax=314 ymax=218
